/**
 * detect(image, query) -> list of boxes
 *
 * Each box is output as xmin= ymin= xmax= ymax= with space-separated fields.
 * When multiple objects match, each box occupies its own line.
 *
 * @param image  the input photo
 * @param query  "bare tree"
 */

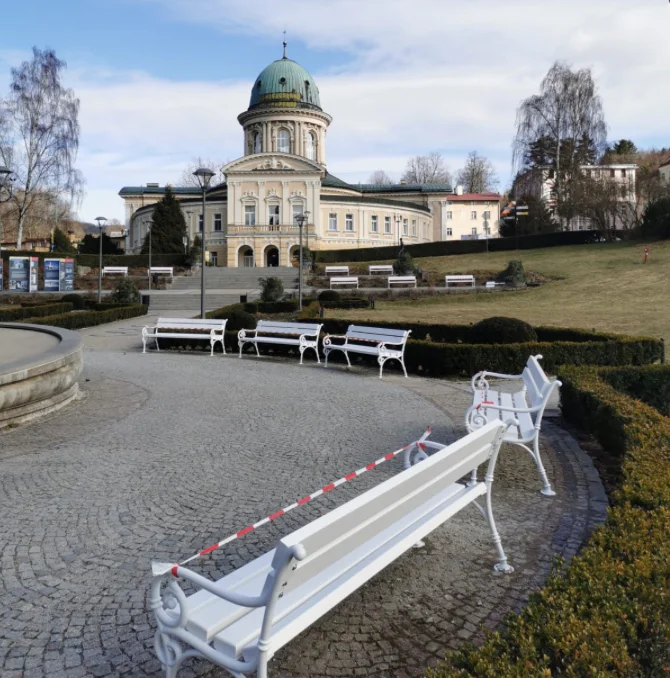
xmin=401 ymin=152 xmax=451 ymax=185
xmin=367 ymin=169 xmax=394 ymax=185
xmin=0 ymin=48 xmax=84 ymax=249
xmin=455 ymin=151 xmax=499 ymax=193
xmin=176 ymin=157 xmax=228 ymax=187
xmin=513 ymin=61 xmax=607 ymax=223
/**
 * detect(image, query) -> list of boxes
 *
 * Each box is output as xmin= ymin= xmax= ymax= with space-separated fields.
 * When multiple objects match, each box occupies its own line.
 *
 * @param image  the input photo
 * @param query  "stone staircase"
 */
xmin=147 ymin=266 xmax=299 ymax=312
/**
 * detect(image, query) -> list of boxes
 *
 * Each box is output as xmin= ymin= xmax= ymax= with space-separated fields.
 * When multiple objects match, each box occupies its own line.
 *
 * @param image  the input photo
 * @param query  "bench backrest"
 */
xmin=103 ymin=266 xmax=127 ymax=272
xmin=522 ymin=355 xmax=553 ymax=408
xmin=446 ymin=275 xmax=474 ymax=281
xmin=389 ymin=276 xmax=416 ymax=281
xmin=256 ymin=320 xmax=322 ymax=336
xmin=369 ymin=265 xmax=393 ymax=272
xmin=150 ymin=267 xmax=173 ymax=274
xmin=325 ymin=266 xmax=349 ymax=274
xmin=331 ymin=276 xmax=357 ymax=283
xmin=155 ymin=318 xmax=225 ymax=331
xmin=273 ymin=420 xmax=505 ymax=599
xmin=346 ymin=324 xmax=410 ymax=345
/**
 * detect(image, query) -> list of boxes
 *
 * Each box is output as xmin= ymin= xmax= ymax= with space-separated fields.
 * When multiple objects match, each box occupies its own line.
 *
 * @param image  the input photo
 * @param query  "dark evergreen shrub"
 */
xmin=470 ymin=316 xmax=538 ymax=344
xmin=61 ymin=293 xmax=85 ymax=310
xmin=318 ymin=290 xmax=341 ymax=302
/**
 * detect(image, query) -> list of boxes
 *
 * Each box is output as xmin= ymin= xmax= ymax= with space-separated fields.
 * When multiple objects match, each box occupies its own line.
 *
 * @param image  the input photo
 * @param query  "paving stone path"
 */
xmin=0 ymin=315 xmax=608 ymax=678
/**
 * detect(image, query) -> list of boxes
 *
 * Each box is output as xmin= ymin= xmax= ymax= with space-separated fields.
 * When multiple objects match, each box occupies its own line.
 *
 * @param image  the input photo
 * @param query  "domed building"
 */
xmin=120 ymin=49 xmax=478 ymax=267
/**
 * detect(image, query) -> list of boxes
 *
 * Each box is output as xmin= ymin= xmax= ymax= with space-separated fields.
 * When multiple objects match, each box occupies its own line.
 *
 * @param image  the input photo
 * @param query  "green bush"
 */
xmin=498 ymin=259 xmax=525 ymax=284
xmin=26 ymin=304 xmax=148 ymax=330
xmin=599 ymin=365 xmax=670 ymax=418
xmin=299 ymin=301 xmax=321 ymax=320
xmin=429 ymin=367 xmax=670 ymax=677
xmin=471 ymin=316 xmax=537 ymax=344
xmin=640 ymin=196 xmax=670 ymax=240
xmin=219 ymin=308 xmax=257 ymax=332
xmin=259 ymin=276 xmax=284 ymax=302
xmin=318 ymin=290 xmax=341 ymax=302
xmin=61 ymin=293 xmax=85 ymax=310
xmin=0 ymin=302 xmax=73 ymax=322
xmin=111 ymin=278 xmax=140 ymax=305
xmin=316 ymin=298 xmax=371 ymax=310
xmin=393 ymin=251 xmax=420 ymax=275
xmin=253 ymin=300 xmax=299 ymax=314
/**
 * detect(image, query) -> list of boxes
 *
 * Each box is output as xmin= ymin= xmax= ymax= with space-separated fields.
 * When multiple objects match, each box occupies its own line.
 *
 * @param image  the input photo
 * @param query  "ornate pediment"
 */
xmin=223 ymin=153 xmax=324 ymax=177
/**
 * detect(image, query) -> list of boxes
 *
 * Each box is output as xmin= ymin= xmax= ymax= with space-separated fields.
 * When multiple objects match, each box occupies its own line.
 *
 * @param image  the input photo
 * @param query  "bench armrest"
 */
xmin=238 ymin=327 xmax=258 ymax=338
xmin=471 ymin=370 xmax=523 ymax=392
xmin=470 ymin=400 xmax=544 ymax=416
xmin=323 ymin=334 xmax=347 ymax=346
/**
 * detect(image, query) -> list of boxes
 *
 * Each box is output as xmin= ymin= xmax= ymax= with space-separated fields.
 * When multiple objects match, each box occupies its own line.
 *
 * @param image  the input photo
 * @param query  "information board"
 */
xmin=44 ymin=258 xmax=61 ymax=291
xmin=8 ymin=257 xmax=30 ymax=292
xmin=62 ymin=259 xmax=75 ymax=291
xmin=29 ymin=257 xmax=39 ymax=292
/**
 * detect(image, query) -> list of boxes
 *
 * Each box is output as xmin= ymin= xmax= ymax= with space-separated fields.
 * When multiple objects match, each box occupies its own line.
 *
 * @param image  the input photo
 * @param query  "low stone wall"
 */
xmin=0 ymin=323 xmax=83 ymax=428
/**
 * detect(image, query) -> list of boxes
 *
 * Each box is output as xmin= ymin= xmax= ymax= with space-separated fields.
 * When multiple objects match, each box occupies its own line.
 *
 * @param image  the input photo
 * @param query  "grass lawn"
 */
xmin=327 ymin=240 xmax=670 ymax=341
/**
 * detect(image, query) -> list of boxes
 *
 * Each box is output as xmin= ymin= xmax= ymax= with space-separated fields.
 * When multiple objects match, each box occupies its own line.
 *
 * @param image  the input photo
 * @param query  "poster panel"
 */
xmin=62 ymin=259 xmax=75 ymax=292
xmin=8 ymin=257 xmax=29 ymax=292
xmin=29 ymin=257 xmax=39 ymax=292
xmin=0 ymin=258 xmax=3 ymax=291
xmin=44 ymin=258 xmax=61 ymax=292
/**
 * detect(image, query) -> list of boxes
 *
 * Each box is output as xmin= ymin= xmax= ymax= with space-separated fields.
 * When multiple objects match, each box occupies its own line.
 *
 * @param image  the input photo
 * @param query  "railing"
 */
xmin=227 ymin=224 xmax=314 ymax=235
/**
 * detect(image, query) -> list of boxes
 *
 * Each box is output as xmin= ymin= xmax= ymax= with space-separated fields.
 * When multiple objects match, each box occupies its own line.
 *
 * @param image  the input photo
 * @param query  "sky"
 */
xmin=2 ymin=0 xmax=669 ymax=224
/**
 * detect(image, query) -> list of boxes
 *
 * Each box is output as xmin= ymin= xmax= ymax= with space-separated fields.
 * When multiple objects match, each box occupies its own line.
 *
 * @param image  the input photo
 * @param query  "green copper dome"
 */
xmin=249 ymin=58 xmax=321 ymax=111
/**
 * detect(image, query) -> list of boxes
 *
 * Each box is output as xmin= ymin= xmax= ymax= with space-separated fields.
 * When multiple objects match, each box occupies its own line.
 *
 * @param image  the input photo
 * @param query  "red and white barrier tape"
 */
xmin=152 ymin=427 xmax=432 ymax=578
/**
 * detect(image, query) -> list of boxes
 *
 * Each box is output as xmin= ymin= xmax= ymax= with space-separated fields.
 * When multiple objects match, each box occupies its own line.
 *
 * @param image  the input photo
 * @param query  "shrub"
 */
xmin=254 ymin=300 xmax=299 ymax=314
xmin=429 ymin=367 xmax=670 ymax=676
xmin=111 ymin=278 xmax=140 ymax=305
xmin=61 ymin=293 xmax=86 ymax=310
xmin=318 ymin=290 xmax=341 ymax=302
xmin=0 ymin=302 xmax=73 ymax=322
xmin=259 ymin=276 xmax=284 ymax=302
xmin=299 ymin=301 xmax=321 ymax=320
xmin=640 ymin=196 xmax=670 ymax=240
xmin=471 ymin=316 xmax=538 ymax=344
xmin=499 ymin=259 xmax=526 ymax=284
xmin=393 ymin=251 xmax=419 ymax=275
xmin=26 ymin=304 xmax=148 ymax=330
xmin=218 ymin=308 xmax=257 ymax=332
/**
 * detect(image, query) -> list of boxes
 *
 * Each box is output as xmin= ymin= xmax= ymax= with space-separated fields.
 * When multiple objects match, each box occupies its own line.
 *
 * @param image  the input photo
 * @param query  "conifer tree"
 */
xmin=141 ymin=187 xmax=187 ymax=254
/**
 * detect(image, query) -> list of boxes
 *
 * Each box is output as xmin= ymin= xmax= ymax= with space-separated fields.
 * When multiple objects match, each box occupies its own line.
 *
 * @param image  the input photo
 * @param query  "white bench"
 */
xmin=369 ymin=265 xmax=394 ymax=275
xmin=150 ymin=420 xmax=515 ymax=678
xmin=446 ymin=275 xmax=475 ymax=288
xmin=325 ymin=266 xmax=349 ymax=276
xmin=142 ymin=318 xmax=227 ymax=355
xmin=330 ymin=276 xmax=358 ymax=289
xmin=238 ymin=320 xmax=323 ymax=364
xmin=388 ymin=275 xmax=417 ymax=288
xmin=323 ymin=324 xmax=411 ymax=378
xmin=102 ymin=266 xmax=128 ymax=277
xmin=149 ymin=266 xmax=174 ymax=280
xmin=485 ymin=281 xmax=505 ymax=289
xmin=465 ymin=354 xmax=561 ymax=496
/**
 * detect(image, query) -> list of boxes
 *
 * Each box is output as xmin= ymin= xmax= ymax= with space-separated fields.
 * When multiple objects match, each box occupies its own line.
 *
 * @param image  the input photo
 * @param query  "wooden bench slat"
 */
xmin=238 ymin=321 xmax=323 ymax=364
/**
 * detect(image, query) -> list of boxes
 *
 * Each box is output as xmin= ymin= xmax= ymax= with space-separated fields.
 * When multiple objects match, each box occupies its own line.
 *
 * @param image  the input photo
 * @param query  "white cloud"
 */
xmin=3 ymin=0 xmax=669 ymax=221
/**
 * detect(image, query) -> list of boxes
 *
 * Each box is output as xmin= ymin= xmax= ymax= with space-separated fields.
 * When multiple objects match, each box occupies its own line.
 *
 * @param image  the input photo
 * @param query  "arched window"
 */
xmin=253 ymin=132 xmax=261 ymax=153
xmin=277 ymin=128 xmax=290 ymax=153
xmin=305 ymin=132 xmax=316 ymax=160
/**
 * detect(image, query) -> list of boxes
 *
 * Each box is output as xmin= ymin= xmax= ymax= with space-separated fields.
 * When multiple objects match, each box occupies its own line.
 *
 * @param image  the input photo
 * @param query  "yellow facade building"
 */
xmin=120 ymin=51 xmax=481 ymax=267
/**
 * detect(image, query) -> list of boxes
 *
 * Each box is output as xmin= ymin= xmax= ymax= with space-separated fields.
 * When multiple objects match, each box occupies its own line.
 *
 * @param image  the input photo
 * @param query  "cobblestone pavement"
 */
xmin=0 ymin=316 xmax=608 ymax=678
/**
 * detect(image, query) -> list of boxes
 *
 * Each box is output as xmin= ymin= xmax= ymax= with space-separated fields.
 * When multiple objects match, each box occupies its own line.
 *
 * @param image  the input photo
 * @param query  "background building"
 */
xmin=120 ymin=51 xmax=498 ymax=266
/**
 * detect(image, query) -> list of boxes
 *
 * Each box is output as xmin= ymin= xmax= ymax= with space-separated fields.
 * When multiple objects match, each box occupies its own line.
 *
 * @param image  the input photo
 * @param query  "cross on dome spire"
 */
xmin=282 ymin=31 xmax=287 ymax=59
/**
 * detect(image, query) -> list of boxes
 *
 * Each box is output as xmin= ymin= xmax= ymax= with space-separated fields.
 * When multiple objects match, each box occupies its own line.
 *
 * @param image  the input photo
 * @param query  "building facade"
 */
xmin=660 ymin=157 xmax=670 ymax=184
xmin=120 ymin=51 xmax=497 ymax=266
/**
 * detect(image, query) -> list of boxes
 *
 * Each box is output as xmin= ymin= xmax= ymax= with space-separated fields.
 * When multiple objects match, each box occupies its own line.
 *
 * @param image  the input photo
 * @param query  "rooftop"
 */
xmin=447 ymin=192 xmax=501 ymax=202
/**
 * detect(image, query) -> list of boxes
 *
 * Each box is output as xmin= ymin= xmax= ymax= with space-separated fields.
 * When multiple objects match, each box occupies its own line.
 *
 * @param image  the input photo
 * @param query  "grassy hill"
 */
xmin=330 ymin=240 xmax=670 ymax=341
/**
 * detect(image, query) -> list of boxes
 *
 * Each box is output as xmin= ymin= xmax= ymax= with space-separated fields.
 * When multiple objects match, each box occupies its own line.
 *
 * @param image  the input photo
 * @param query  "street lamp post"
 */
xmin=395 ymin=214 xmax=402 ymax=246
xmin=295 ymin=212 xmax=308 ymax=311
xmin=193 ymin=167 xmax=215 ymax=319
xmin=303 ymin=210 xmax=311 ymax=262
xmin=147 ymin=220 xmax=153 ymax=290
xmin=94 ymin=216 xmax=108 ymax=303
xmin=0 ymin=166 xmax=14 ymax=261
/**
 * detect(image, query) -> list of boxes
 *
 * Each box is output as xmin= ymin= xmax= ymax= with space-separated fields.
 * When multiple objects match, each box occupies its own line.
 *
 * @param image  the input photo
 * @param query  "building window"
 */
xmin=446 ymin=227 xmax=453 ymax=237
xmin=277 ymin=128 xmax=290 ymax=153
xmin=345 ymin=214 xmax=354 ymax=232
xmin=411 ymin=219 xmax=417 ymax=236
xmin=214 ymin=213 xmax=222 ymax=232
xmin=403 ymin=218 xmax=408 ymax=236
xmin=268 ymin=204 xmax=280 ymax=226
xmin=328 ymin=213 xmax=337 ymax=231
xmin=292 ymin=203 xmax=304 ymax=223
xmin=483 ymin=211 xmax=491 ymax=220
xmin=371 ymin=215 xmax=378 ymax=233
xmin=610 ymin=169 xmax=616 ymax=177
xmin=472 ymin=227 xmax=478 ymax=235
xmin=446 ymin=211 xmax=453 ymax=220
xmin=244 ymin=205 xmax=256 ymax=226
xmin=253 ymin=132 xmax=261 ymax=153
xmin=384 ymin=216 xmax=391 ymax=234
xmin=471 ymin=211 xmax=477 ymax=220
xmin=305 ymin=132 xmax=316 ymax=160
xmin=198 ymin=214 xmax=203 ymax=231
xmin=621 ymin=169 xmax=627 ymax=178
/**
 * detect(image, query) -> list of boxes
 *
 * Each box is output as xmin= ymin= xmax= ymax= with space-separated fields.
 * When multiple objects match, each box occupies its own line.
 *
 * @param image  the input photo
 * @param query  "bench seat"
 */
xmin=142 ymin=318 xmax=227 ymax=355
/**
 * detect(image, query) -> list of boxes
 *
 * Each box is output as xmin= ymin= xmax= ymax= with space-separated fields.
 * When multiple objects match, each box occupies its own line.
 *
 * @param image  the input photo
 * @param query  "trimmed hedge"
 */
xmin=0 ymin=302 xmax=73 ymax=322
xmin=429 ymin=366 xmax=670 ymax=676
xmin=600 ymin=365 xmax=670 ymax=417
xmin=26 ymin=304 xmax=148 ymax=330
xmin=313 ymin=230 xmax=610 ymax=264
xmin=76 ymin=253 xmax=188 ymax=268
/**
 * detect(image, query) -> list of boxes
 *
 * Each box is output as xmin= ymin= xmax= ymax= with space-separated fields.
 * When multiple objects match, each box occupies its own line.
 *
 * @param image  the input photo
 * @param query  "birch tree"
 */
xmin=455 ymin=151 xmax=499 ymax=193
xmin=0 ymin=48 xmax=83 ymax=249
xmin=401 ymin=152 xmax=451 ymax=185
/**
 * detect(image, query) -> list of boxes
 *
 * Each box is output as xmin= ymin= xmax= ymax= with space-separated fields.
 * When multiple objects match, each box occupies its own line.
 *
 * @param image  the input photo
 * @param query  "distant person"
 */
xmin=399 ymin=237 xmax=405 ymax=256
